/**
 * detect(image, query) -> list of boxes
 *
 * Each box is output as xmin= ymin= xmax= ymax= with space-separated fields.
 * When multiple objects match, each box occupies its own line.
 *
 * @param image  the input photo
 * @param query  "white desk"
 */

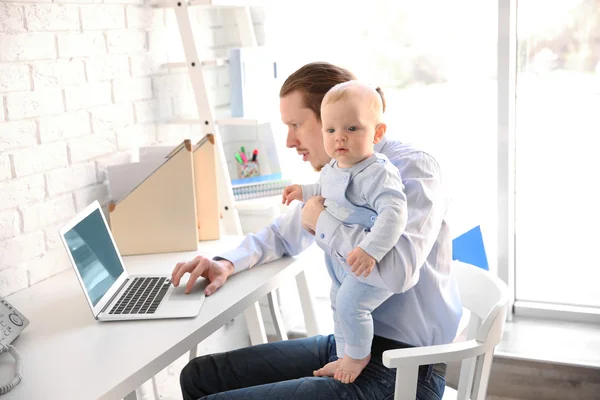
xmin=0 ymin=236 xmax=315 ymax=400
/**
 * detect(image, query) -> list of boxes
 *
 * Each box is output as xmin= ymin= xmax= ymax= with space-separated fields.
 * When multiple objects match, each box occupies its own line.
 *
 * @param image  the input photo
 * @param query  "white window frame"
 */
xmin=497 ymin=0 xmax=517 ymax=321
xmin=497 ymin=0 xmax=600 ymax=324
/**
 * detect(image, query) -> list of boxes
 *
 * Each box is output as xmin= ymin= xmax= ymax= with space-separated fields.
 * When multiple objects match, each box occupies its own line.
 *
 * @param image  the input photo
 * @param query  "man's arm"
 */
xmin=217 ymin=203 xmax=316 ymax=273
xmin=315 ymin=152 xmax=447 ymax=293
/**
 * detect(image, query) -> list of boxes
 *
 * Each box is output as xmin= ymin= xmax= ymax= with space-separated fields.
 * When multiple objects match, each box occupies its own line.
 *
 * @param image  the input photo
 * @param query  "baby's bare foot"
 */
xmin=313 ymin=359 xmax=341 ymax=377
xmin=334 ymin=353 xmax=371 ymax=384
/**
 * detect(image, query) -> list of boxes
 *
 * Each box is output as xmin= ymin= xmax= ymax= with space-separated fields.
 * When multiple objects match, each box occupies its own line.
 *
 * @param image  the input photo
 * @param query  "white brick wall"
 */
xmin=20 ymin=194 xmax=75 ymax=233
xmin=73 ymin=183 xmax=110 ymax=212
xmin=39 ymin=111 xmax=91 ymax=142
xmin=0 ymin=33 xmax=56 ymax=62
xmin=0 ymin=120 xmax=37 ymax=150
xmin=0 ymin=4 xmax=26 ymax=33
xmin=44 ymin=222 xmax=67 ymax=251
xmin=0 ymin=231 xmax=45 ymax=270
xmin=57 ymin=32 xmax=106 ymax=58
xmin=91 ymin=103 xmax=135 ymax=132
xmin=0 ymin=175 xmax=46 ymax=210
xmin=0 ymin=211 xmax=20 ymax=241
xmin=116 ymin=124 xmax=155 ymax=150
xmin=0 ymin=64 xmax=31 ymax=92
xmin=156 ymin=124 xmax=193 ymax=144
xmin=22 ymin=249 xmax=71 ymax=287
xmin=80 ymin=5 xmax=126 ymax=31
xmin=0 ymin=267 xmax=27 ymax=299
xmin=0 ymin=2 xmax=267 ymax=393
xmin=24 ymin=4 xmax=80 ymax=32
xmin=134 ymin=98 xmax=170 ymax=123
xmin=86 ymin=55 xmax=130 ymax=81
xmin=126 ymin=6 xmax=164 ymax=30
xmin=107 ymin=30 xmax=147 ymax=54
xmin=6 ymin=87 xmax=64 ymax=119
xmin=130 ymin=54 xmax=158 ymax=77
xmin=0 ymin=154 xmax=12 ymax=182
xmin=45 ymin=163 xmax=97 ymax=196
xmin=32 ymin=59 xmax=86 ymax=88
xmin=64 ymin=82 xmax=112 ymax=111
xmin=113 ymin=76 xmax=152 ymax=103
xmin=68 ymin=132 xmax=117 ymax=163
xmin=104 ymin=0 xmax=144 ymax=4
xmin=12 ymin=142 xmax=69 ymax=177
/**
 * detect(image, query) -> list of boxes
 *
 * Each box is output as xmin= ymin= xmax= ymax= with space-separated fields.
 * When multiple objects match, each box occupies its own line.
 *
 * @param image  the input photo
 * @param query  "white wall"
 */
xmin=0 ymin=0 xmax=265 ymax=297
xmin=0 ymin=2 xmax=268 ymax=397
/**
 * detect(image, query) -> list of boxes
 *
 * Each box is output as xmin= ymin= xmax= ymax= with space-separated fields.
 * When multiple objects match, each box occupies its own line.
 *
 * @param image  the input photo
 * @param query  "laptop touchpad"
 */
xmin=169 ymin=277 xmax=208 ymax=300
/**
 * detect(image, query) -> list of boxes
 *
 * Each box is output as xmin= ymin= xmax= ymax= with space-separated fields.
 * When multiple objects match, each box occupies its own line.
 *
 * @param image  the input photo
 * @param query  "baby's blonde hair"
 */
xmin=322 ymin=80 xmax=386 ymax=122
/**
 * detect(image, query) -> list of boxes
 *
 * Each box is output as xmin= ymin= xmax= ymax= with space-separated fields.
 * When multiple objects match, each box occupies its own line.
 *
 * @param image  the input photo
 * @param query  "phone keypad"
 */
xmin=0 ymin=298 xmax=29 ymax=346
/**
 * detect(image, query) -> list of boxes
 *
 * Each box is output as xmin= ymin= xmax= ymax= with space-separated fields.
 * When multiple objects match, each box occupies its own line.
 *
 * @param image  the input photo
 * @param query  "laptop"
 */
xmin=59 ymin=200 xmax=206 ymax=321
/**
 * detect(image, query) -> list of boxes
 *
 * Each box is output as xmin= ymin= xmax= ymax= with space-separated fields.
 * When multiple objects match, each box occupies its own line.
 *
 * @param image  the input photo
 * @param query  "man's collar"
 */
xmin=374 ymin=136 xmax=389 ymax=153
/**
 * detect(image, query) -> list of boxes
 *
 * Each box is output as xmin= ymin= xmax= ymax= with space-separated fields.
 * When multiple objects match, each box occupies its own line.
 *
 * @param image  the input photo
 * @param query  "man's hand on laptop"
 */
xmin=171 ymin=256 xmax=234 ymax=296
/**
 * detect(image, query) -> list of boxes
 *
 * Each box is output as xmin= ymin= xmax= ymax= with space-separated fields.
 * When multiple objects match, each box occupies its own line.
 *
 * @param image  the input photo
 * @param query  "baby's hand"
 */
xmin=282 ymin=184 xmax=303 ymax=206
xmin=347 ymin=247 xmax=376 ymax=277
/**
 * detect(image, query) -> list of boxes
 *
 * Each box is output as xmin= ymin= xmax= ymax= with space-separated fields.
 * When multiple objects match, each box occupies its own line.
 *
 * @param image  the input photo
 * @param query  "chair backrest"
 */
xmin=452 ymin=261 xmax=510 ymax=399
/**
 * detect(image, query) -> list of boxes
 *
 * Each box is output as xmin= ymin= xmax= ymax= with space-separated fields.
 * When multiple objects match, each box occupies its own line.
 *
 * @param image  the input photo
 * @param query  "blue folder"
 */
xmin=452 ymin=225 xmax=489 ymax=270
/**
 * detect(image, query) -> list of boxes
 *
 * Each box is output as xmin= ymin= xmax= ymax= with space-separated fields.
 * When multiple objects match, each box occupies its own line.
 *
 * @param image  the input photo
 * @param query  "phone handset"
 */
xmin=0 ymin=298 xmax=29 ymax=395
xmin=0 ymin=344 xmax=21 ymax=395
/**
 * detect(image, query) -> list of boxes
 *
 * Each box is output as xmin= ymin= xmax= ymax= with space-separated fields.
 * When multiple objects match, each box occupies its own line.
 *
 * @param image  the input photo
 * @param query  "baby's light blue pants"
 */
xmin=328 ymin=257 xmax=393 ymax=360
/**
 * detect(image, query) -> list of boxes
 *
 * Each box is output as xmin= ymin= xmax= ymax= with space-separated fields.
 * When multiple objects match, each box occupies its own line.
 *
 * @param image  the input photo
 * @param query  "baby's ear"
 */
xmin=373 ymin=123 xmax=387 ymax=144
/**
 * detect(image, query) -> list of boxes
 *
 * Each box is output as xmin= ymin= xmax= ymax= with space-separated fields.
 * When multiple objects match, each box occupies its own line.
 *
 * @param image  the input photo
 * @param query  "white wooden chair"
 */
xmin=383 ymin=261 xmax=510 ymax=400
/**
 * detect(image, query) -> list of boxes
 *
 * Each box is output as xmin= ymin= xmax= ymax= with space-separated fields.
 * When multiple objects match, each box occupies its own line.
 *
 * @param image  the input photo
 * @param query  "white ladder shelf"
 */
xmin=172 ymin=0 xmax=251 ymax=236
xmin=161 ymin=0 xmax=280 ymax=349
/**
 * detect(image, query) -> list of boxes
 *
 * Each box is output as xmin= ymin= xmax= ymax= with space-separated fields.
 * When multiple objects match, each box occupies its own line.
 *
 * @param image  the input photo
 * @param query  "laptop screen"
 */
xmin=63 ymin=209 xmax=124 ymax=306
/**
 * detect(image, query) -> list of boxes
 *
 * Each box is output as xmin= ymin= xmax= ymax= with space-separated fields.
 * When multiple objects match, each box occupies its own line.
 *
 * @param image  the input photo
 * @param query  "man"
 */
xmin=172 ymin=62 xmax=462 ymax=400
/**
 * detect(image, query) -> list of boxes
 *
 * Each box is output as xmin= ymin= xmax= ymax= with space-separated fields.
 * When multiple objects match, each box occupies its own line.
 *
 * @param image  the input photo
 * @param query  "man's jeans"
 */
xmin=180 ymin=334 xmax=446 ymax=400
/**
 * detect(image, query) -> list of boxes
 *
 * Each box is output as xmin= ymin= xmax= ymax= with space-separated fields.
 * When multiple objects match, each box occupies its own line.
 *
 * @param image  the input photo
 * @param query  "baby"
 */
xmin=282 ymin=81 xmax=408 ymax=383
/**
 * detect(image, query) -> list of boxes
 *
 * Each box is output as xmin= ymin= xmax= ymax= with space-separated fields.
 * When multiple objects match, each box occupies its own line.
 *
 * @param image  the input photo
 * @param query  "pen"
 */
xmin=239 ymin=151 xmax=248 ymax=163
xmin=252 ymin=149 xmax=258 ymax=162
xmin=235 ymin=153 xmax=243 ymax=164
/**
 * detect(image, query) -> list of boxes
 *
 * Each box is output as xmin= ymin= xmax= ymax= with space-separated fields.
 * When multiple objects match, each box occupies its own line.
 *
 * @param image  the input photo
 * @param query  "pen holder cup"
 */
xmin=238 ymin=161 xmax=260 ymax=179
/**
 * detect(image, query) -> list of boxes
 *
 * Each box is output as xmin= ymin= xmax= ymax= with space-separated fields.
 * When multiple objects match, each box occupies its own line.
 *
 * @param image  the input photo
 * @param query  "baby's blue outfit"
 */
xmin=302 ymin=153 xmax=407 ymax=359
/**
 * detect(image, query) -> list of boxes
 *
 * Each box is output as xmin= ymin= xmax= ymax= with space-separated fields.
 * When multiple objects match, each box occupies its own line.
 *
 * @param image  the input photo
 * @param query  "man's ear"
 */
xmin=373 ymin=123 xmax=387 ymax=144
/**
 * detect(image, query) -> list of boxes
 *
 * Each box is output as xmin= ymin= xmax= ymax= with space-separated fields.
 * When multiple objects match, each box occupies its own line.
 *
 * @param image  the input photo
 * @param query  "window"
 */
xmin=266 ymin=1 xmax=499 ymax=241
xmin=262 ymin=0 xmax=600 ymax=325
xmin=264 ymin=2 xmax=498 ymax=300
xmin=515 ymin=0 xmax=600 ymax=309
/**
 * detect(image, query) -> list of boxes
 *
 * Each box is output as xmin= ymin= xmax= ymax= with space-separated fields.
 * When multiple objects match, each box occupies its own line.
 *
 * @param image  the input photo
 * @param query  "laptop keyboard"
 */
xmin=109 ymin=277 xmax=170 ymax=315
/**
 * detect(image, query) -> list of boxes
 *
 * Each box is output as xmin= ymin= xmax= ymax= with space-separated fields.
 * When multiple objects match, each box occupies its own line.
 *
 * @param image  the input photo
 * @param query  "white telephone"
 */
xmin=0 ymin=298 xmax=29 ymax=395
